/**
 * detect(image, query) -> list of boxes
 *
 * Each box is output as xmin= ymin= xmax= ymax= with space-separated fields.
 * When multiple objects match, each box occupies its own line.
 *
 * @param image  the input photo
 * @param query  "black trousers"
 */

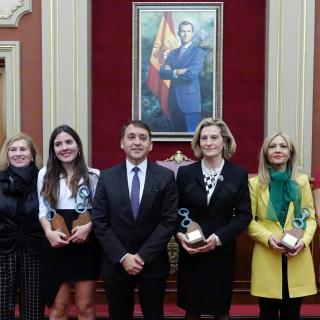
xmin=259 ymin=256 xmax=302 ymax=320
xmin=104 ymin=275 xmax=166 ymax=320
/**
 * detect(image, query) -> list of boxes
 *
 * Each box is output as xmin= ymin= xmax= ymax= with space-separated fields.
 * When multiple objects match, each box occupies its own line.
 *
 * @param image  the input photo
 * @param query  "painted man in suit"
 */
xmin=91 ymin=120 xmax=178 ymax=320
xmin=159 ymin=20 xmax=205 ymax=132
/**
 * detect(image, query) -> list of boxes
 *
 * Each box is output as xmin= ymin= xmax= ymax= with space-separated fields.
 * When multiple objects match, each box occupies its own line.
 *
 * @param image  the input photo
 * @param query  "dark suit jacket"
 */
xmin=177 ymin=160 xmax=252 ymax=255
xmin=91 ymin=161 xmax=178 ymax=279
xmin=159 ymin=44 xmax=204 ymax=114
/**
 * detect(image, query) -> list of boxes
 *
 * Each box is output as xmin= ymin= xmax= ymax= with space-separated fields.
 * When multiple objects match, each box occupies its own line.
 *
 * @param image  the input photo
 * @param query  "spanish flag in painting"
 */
xmin=147 ymin=12 xmax=178 ymax=120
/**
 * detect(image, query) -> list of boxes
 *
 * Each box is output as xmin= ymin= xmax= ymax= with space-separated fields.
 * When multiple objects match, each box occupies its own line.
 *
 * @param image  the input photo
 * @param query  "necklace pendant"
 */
xmin=209 ymin=169 xmax=217 ymax=178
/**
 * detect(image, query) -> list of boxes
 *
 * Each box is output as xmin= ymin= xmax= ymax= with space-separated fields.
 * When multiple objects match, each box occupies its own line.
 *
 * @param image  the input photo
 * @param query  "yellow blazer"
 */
xmin=248 ymin=174 xmax=317 ymax=298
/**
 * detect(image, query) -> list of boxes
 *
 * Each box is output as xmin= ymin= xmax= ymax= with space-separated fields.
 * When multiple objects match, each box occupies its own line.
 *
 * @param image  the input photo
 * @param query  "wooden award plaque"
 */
xmin=51 ymin=213 xmax=71 ymax=238
xmin=72 ymin=211 xmax=91 ymax=229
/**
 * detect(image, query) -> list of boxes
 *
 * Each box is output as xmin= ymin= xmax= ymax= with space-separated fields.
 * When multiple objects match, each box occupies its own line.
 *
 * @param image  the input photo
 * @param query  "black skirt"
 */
xmin=40 ymin=209 xmax=101 ymax=307
xmin=177 ymin=249 xmax=235 ymax=316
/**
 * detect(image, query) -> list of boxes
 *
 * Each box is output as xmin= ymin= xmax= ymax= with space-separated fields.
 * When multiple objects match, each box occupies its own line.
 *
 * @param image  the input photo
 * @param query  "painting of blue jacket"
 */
xmin=132 ymin=4 xmax=223 ymax=139
xmin=159 ymin=21 xmax=204 ymax=132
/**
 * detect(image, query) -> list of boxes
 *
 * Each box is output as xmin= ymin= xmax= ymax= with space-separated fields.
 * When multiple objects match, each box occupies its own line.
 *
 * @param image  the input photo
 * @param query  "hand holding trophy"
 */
xmin=280 ymin=207 xmax=310 ymax=252
xmin=45 ymin=200 xmax=71 ymax=239
xmin=178 ymin=208 xmax=205 ymax=248
xmin=72 ymin=185 xmax=91 ymax=229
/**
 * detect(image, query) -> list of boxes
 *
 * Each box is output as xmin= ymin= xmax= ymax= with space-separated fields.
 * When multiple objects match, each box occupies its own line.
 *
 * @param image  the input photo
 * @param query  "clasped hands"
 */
xmin=46 ymin=223 xmax=92 ymax=248
xmin=176 ymin=232 xmax=219 ymax=255
xmin=121 ymin=254 xmax=144 ymax=276
xmin=268 ymin=234 xmax=305 ymax=257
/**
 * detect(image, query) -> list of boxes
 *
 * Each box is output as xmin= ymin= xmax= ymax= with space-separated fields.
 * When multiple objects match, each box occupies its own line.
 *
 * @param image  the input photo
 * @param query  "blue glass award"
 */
xmin=178 ymin=208 xmax=205 ymax=248
xmin=280 ymin=207 xmax=310 ymax=252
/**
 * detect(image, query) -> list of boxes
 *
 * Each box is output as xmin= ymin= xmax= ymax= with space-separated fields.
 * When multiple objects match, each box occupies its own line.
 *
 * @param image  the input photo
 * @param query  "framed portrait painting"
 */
xmin=132 ymin=2 xmax=223 ymax=141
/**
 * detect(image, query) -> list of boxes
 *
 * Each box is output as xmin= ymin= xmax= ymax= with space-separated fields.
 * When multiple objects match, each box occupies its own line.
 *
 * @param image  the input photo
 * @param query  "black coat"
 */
xmin=177 ymin=160 xmax=252 ymax=250
xmin=0 ymin=169 xmax=43 ymax=255
xmin=92 ymin=161 xmax=179 ymax=279
xmin=176 ymin=160 xmax=252 ymax=315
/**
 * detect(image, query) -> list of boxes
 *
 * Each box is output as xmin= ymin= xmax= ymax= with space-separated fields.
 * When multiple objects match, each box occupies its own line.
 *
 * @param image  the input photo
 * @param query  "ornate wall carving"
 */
xmin=0 ymin=0 xmax=32 ymax=27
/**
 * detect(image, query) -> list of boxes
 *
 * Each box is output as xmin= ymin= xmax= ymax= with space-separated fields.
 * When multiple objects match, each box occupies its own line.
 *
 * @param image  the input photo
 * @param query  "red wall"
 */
xmin=0 ymin=0 xmax=42 ymax=152
xmin=91 ymin=0 xmax=265 ymax=172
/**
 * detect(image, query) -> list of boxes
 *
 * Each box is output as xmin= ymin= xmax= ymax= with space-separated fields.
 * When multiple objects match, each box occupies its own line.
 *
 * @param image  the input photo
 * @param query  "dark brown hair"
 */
xmin=178 ymin=20 xmax=194 ymax=33
xmin=120 ymin=120 xmax=152 ymax=140
xmin=41 ymin=125 xmax=91 ymax=206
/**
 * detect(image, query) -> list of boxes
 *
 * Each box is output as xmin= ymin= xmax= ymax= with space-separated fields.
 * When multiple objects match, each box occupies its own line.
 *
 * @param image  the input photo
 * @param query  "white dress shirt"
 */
xmin=37 ymin=166 xmax=100 ymax=219
xmin=126 ymin=158 xmax=147 ymax=202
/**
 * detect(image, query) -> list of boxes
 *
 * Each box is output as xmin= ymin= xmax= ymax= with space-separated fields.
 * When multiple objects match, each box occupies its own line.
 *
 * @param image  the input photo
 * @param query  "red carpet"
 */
xmin=24 ymin=304 xmax=317 ymax=317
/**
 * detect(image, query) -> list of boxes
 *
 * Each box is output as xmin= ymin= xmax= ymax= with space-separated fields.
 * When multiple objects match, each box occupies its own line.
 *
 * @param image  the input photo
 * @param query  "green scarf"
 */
xmin=266 ymin=166 xmax=303 ymax=228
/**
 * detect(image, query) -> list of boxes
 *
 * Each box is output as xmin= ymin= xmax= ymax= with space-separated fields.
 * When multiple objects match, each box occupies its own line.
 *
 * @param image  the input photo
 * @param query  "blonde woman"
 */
xmin=248 ymin=132 xmax=316 ymax=320
xmin=176 ymin=118 xmax=252 ymax=320
xmin=0 ymin=133 xmax=44 ymax=319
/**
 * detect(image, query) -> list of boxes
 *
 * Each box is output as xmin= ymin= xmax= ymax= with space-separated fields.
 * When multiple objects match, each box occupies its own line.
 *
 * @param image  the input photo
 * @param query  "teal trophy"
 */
xmin=280 ymin=207 xmax=310 ymax=252
xmin=178 ymin=208 xmax=205 ymax=248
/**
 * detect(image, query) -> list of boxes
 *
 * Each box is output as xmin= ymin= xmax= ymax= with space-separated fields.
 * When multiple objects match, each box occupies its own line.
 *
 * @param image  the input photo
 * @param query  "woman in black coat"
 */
xmin=0 ymin=133 xmax=44 ymax=320
xmin=176 ymin=118 xmax=252 ymax=320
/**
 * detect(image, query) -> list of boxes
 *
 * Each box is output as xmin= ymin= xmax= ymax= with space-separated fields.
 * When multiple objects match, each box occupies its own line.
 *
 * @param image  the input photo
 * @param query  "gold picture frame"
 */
xmin=132 ymin=2 xmax=223 ymax=141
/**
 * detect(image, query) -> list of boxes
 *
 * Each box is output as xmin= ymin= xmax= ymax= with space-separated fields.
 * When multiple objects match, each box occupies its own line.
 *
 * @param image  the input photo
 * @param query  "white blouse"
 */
xmin=37 ymin=166 xmax=100 ymax=219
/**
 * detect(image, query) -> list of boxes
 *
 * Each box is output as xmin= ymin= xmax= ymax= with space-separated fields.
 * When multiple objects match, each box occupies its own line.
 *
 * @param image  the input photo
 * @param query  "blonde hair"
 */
xmin=0 ymin=133 xmax=42 ymax=171
xmin=191 ymin=118 xmax=236 ymax=159
xmin=257 ymin=132 xmax=298 ymax=187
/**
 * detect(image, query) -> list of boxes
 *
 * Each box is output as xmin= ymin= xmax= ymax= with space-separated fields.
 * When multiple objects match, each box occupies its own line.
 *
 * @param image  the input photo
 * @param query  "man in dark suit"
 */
xmin=91 ymin=120 xmax=178 ymax=320
xmin=159 ymin=20 xmax=204 ymax=132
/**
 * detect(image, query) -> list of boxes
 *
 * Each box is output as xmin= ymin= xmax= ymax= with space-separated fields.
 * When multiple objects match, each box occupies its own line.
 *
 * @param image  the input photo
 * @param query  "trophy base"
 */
xmin=186 ymin=221 xmax=205 ymax=248
xmin=280 ymin=227 xmax=304 ymax=252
